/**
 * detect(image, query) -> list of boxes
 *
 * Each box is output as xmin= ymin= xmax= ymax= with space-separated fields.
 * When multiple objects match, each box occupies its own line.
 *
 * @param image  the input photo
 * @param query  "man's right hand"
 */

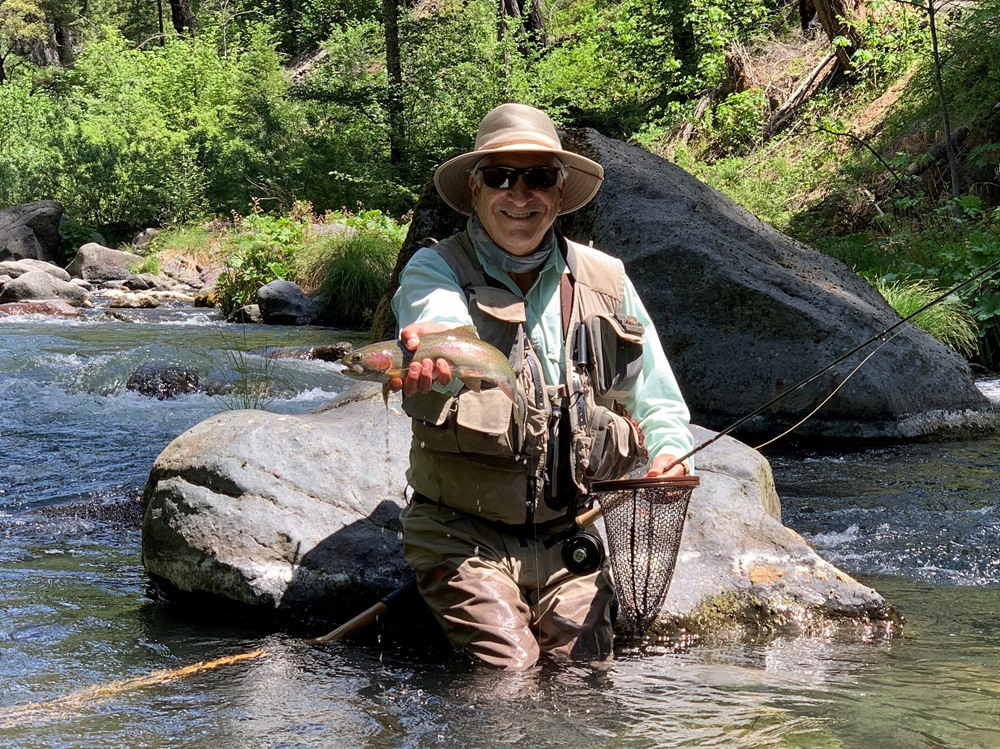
xmin=391 ymin=322 xmax=453 ymax=396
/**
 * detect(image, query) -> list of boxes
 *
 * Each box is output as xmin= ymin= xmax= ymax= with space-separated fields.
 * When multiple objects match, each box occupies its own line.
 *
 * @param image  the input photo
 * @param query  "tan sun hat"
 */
xmin=433 ymin=103 xmax=604 ymax=216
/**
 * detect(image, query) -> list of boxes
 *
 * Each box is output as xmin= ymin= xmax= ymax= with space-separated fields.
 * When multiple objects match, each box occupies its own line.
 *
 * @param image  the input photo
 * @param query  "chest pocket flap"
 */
xmin=470 ymin=286 xmax=526 ymax=323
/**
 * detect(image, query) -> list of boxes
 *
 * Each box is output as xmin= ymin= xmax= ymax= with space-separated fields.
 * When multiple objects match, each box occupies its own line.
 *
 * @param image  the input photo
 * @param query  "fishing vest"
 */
xmin=402 ymin=231 xmax=646 ymax=527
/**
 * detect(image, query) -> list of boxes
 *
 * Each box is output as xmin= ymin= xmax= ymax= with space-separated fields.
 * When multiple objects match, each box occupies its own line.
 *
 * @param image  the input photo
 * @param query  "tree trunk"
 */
xmin=811 ymin=0 xmax=865 ymax=73
xmin=168 ymin=0 xmax=195 ymax=37
xmin=383 ymin=0 xmax=405 ymax=165
xmin=499 ymin=0 xmax=545 ymax=50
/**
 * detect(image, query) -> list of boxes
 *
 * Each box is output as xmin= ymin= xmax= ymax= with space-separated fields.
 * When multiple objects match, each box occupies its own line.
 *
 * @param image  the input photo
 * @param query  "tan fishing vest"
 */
xmin=402 ymin=231 xmax=645 ymax=526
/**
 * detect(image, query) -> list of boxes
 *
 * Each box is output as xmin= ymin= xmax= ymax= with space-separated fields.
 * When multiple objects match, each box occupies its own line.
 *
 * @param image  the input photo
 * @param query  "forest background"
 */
xmin=1 ymin=0 xmax=999 ymax=364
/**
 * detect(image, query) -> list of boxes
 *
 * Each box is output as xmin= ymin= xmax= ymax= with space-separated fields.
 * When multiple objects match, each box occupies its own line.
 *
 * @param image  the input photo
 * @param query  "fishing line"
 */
xmin=668 ymin=255 xmax=1000 ymax=468
xmin=0 ymin=648 xmax=269 ymax=729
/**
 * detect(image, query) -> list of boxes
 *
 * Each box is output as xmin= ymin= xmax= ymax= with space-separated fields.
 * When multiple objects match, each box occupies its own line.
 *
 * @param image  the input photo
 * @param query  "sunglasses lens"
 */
xmin=523 ymin=168 xmax=560 ymax=189
xmin=479 ymin=166 xmax=560 ymax=190
xmin=480 ymin=167 xmax=517 ymax=189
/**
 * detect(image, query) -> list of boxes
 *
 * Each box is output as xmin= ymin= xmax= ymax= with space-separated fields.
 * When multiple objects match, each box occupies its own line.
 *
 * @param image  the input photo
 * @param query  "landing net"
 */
xmin=591 ymin=474 xmax=699 ymax=637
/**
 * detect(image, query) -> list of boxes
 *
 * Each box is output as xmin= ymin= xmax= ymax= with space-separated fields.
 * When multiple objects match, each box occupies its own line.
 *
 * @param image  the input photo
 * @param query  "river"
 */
xmin=1 ymin=303 xmax=999 ymax=748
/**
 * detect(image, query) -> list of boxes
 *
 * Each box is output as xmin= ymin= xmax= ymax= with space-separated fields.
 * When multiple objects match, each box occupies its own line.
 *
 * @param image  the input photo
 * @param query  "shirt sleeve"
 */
xmin=391 ymin=246 xmax=474 ymax=330
xmin=616 ymin=274 xmax=695 ymax=471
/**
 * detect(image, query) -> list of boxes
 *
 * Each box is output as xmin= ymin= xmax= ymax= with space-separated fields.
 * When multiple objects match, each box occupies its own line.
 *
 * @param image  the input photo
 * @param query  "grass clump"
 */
xmin=873 ymin=278 xmax=978 ymax=357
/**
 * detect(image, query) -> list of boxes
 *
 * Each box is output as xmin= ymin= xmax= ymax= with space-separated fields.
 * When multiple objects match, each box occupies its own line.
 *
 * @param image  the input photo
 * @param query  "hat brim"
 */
xmin=433 ymin=144 xmax=604 ymax=216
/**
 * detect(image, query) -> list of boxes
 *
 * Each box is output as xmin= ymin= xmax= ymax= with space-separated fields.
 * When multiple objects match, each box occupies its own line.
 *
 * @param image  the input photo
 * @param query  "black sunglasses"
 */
xmin=475 ymin=165 xmax=562 ymax=191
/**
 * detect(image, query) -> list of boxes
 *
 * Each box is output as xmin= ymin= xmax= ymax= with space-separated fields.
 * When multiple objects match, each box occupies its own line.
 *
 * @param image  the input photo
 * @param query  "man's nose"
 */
xmin=507 ymin=178 xmax=534 ymax=202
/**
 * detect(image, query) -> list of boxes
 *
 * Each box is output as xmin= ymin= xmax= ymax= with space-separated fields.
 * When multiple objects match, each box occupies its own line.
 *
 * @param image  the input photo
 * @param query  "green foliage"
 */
xmin=711 ymin=89 xmax=768 ymax=153
xmin=872 ymin=277 xmax=978 ymax=357
xmin=57 ymin=215 xmax=103 ymax=262
xmin=215 ymin=210 xmax=304 ymax=315
xmin=848 ymin=0 xmax=926 ymax=88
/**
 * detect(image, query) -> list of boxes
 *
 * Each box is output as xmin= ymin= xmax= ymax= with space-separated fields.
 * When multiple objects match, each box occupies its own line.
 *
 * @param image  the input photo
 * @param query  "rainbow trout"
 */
xmin=339 ymin=326 xmax=516 ymax=401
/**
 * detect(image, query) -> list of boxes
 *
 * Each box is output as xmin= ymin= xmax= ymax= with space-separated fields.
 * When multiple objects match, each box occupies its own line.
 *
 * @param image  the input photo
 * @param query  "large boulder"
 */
xmin=372 ymin=130 xmax=993 ymax=441
xmin=141 ymin=385 xmax=900 ymax=637
xmin=0 ymin=200 xmax=64 ymax=263
xmin=66 ymin=243 xmax=143 ymax=282
xmin=0 ymin=270 xmax=89 ymax=306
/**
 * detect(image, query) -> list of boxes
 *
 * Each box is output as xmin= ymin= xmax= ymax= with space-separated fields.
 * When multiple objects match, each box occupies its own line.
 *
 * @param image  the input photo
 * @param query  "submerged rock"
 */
xmin=141 ymin=384 xmax=900 ymax=639
xmin=127 ymin=364 xmax=202 ymax=399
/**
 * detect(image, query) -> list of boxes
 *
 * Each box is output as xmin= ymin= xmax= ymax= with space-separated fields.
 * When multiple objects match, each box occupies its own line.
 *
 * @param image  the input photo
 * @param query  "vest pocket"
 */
xmin=403 ymin=392 xmax=461 ymax=453
xmin=455 ymin=389 xmax=517 ymax=455
xmin=583 ymin=405 xmax=642 ymax=482
xmin=584 ymin=313 xmax=645 ymax=399
xmin=405 ymin=389 xmax=520 ymax=457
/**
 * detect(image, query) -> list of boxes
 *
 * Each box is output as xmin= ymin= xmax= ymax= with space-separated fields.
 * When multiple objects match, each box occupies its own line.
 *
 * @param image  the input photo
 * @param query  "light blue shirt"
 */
xmin=391 ymin=235 xmax=694 ymax=468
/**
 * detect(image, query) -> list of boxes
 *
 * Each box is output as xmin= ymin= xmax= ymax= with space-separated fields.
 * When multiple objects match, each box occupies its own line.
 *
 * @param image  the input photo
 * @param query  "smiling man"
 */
xmin=389 ymin=103 xmax=694 ymax=670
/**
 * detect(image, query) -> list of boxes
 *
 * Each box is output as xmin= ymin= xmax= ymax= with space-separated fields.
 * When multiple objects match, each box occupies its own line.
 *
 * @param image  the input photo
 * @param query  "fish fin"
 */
xmin=381 ymin=382 xmax=390 ymax=404
xmin=461 ymin=375 xmax=483 ymax=392
xmin=498 ymin=381 xmax=516 ymax=402
xmin=450 ymin=325 xmax=480 ymax=339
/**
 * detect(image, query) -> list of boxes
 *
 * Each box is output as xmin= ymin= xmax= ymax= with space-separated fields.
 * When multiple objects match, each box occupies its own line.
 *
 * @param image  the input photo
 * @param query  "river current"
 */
xmin=1 ymin=303 xmax=999 ymax=748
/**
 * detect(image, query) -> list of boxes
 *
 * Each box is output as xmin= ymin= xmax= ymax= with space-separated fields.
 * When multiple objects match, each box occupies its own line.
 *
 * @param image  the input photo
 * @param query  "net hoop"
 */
xmin=591 ymin=474 xmax=700 ymax=493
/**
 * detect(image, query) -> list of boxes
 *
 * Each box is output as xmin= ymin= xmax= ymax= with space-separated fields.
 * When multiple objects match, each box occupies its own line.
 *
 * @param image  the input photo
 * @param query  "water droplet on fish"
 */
xmin=419 ymin=441 xmax=426 ymax=449
xmin=473 ymin=545 xmax=480 ymax=556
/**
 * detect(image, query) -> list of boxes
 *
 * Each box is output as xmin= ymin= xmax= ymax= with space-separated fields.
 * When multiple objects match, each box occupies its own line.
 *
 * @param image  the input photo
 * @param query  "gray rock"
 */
xmin=655 ymin=425 xmax=898 ymax=638
xmin=0 ymin=270 xmax=89 ymax=306
xmin=65 ymin=243 xmax=143 ymax=282
xmin=141 ymin=385 xmax=411 ymax=622
xmin=0 ymin=259 xmax=72 ymax=282
xmin=127 ymin=364 xmax=201 ymax=399
xmin=133 ymin=227 xmax=160 ymax=248
xmin=258 ymin=279 xmax=316 ymax=326
xmin=229 ymin=304 xmax=262 ymax=324
xmin=140 ymin=386 xmax=899 ymax=636
xmin=0 ymin=200 xmax=63 ymax=263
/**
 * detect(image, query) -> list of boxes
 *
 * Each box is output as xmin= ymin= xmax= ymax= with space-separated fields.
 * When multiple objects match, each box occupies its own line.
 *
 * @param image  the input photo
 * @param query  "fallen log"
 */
xmin=763 ymin=52 xmax=839 ymax=139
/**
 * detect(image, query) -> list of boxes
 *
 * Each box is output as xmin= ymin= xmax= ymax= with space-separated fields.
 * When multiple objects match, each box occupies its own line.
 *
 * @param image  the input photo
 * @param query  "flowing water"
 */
xmin=2 ymin=303 xmax=1000 ymax=748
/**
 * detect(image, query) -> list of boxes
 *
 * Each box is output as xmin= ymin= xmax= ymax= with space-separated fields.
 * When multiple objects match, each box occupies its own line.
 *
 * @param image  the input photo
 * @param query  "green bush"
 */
xmin=215 ymin=211 xmax=304 ymax=315
xmin=712 ymin=89 xmax=768 ymax=154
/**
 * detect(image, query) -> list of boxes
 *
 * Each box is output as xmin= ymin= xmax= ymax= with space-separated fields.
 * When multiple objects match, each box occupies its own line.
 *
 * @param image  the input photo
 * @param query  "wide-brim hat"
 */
xmin=433 ymin=103 xmax=604 ymax=216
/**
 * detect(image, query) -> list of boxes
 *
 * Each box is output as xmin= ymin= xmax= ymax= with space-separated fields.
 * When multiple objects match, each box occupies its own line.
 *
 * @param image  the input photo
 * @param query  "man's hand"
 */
xmin=390 ymin=322 xmax=454 ymax=396
xmin=645 ymin=452 xmax=689 ymax=478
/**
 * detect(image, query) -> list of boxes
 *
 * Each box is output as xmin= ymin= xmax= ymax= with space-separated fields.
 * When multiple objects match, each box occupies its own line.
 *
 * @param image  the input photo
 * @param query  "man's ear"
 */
xmin=467 ymin=173 xmax=479 ymax=206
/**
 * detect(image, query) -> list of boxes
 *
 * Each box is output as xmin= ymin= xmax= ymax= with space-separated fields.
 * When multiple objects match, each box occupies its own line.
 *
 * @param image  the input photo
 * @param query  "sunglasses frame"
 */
xmin=472 ymin=165 xmax=564 ymax=191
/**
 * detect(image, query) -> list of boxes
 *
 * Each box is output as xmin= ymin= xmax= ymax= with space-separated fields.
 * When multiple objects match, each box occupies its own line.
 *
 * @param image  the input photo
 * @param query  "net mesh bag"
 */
xmin=591 ymin=474 xmax=699 ymax=637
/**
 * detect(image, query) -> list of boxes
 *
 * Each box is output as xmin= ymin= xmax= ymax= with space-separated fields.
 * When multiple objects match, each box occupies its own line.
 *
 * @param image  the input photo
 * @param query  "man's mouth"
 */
xmin=502 ymin=210 xmax=537 ymax=219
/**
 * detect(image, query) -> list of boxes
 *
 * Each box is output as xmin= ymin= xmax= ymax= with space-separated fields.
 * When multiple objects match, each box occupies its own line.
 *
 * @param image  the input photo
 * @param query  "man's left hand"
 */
xmin=646 ymin=453 xmax=688 ymax=478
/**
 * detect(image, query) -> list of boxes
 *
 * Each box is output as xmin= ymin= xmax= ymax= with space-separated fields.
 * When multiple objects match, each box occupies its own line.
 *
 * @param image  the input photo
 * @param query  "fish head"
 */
xmin=339 ymin=348 xmax=396 ymax=378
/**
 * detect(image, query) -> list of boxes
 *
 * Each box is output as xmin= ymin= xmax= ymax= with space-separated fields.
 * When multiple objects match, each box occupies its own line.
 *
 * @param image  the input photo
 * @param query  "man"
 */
xmin=390 ymin=103 xmax=693 ymax=670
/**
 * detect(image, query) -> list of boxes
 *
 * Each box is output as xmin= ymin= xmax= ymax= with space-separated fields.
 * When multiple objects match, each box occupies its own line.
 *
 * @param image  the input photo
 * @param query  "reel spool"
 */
xmin=561 ymin=532 xmax=606 ymax=575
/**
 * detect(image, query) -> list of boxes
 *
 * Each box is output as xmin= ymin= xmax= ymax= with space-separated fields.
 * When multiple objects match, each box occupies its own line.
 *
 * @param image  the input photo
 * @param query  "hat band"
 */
xmin=475 ymin=133 xmax=561 ymax=152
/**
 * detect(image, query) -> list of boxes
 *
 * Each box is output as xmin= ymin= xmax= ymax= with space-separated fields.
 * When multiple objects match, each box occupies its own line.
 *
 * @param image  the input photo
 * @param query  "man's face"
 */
xmin=469 ymin=153 xmax=566 ymax=257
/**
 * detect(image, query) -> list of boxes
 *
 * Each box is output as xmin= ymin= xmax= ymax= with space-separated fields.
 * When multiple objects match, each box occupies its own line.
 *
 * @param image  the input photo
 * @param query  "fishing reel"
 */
xmin=561 ymin=532 xmax=606 ymax=576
